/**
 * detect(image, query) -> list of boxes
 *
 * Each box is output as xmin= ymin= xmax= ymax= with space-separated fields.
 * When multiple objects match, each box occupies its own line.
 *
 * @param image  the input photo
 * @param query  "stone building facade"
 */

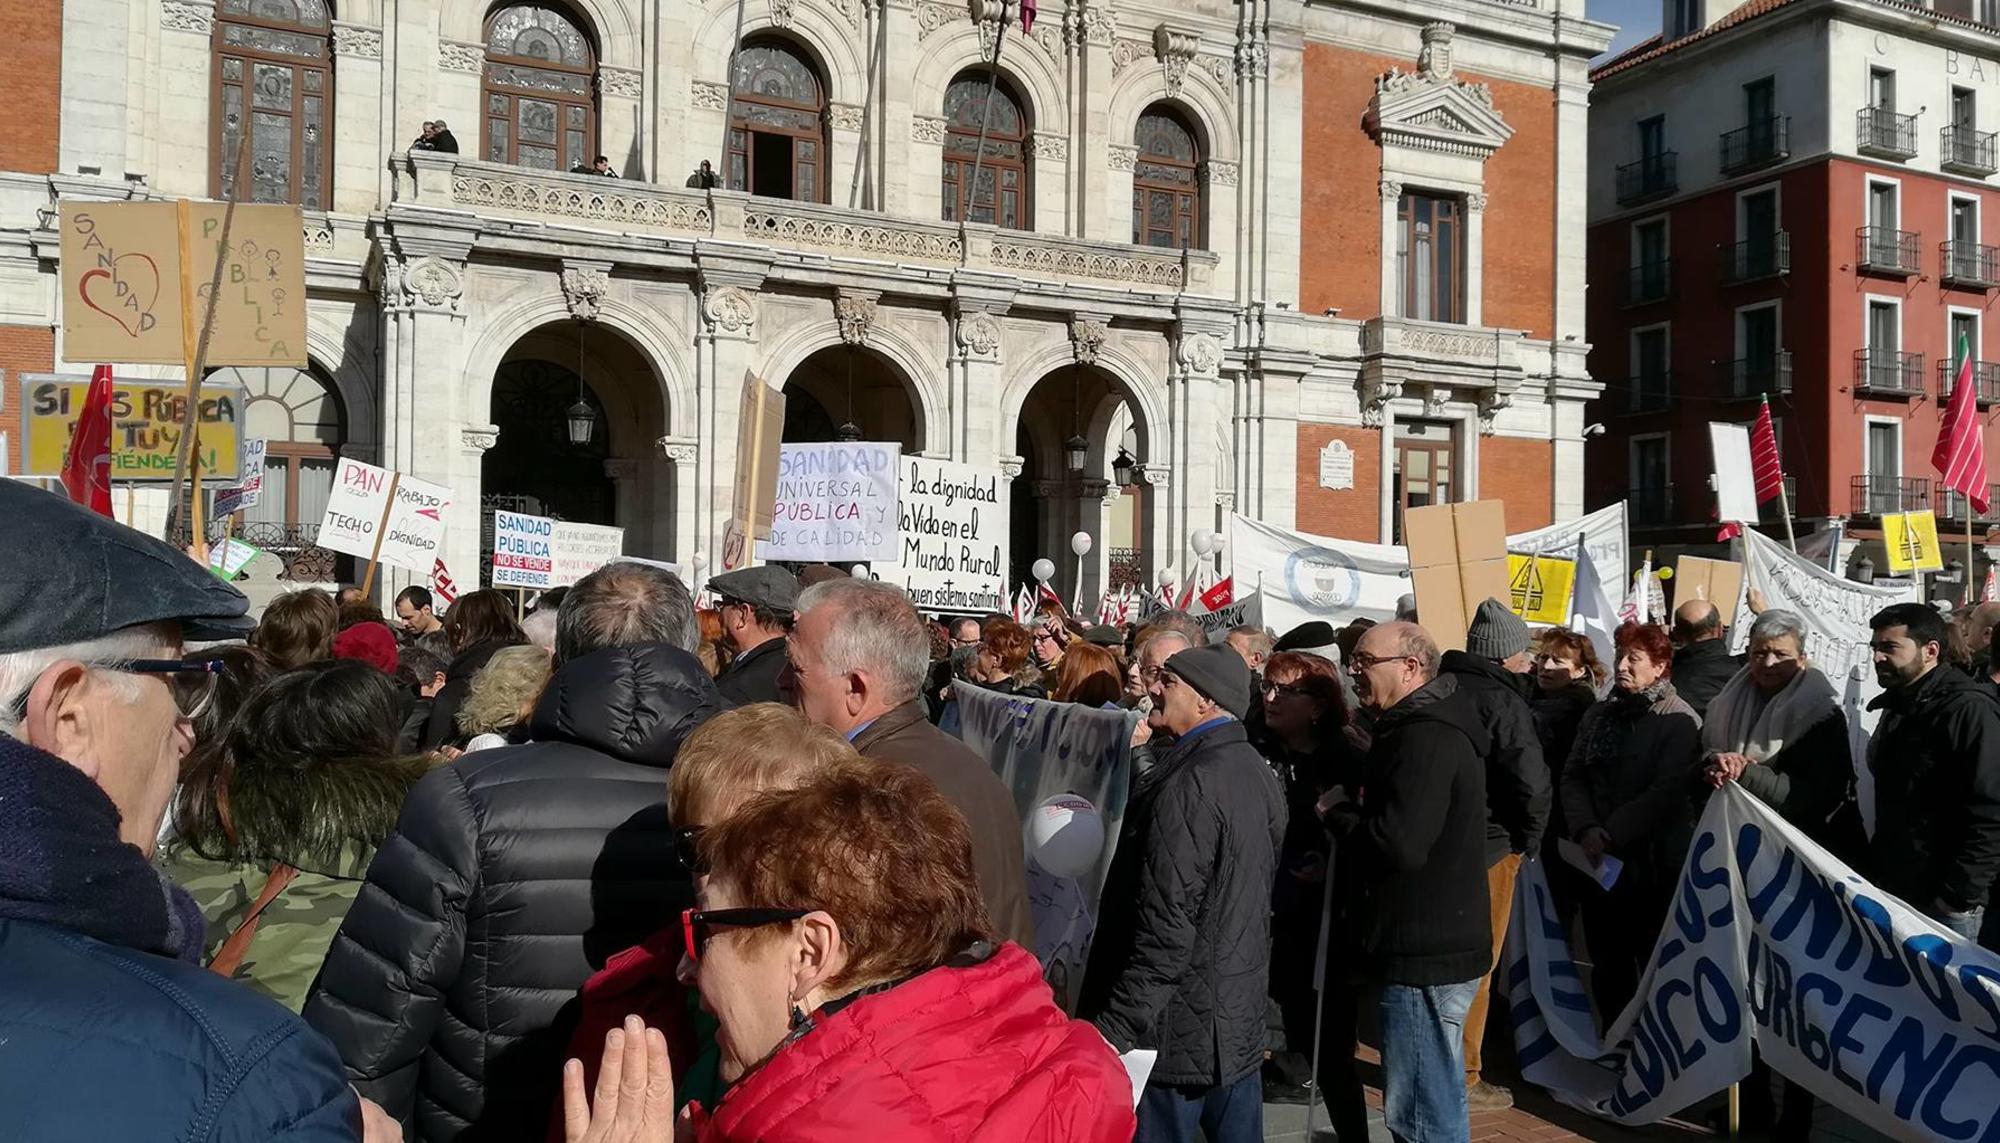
xmin=0 ymin=0 xmax=1608 ymax=603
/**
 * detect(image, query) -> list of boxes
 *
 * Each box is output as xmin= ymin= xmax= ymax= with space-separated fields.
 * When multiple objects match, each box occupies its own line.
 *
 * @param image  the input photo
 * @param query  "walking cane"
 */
xmin=1304 ymin=843 xmax=1340 ymax=1139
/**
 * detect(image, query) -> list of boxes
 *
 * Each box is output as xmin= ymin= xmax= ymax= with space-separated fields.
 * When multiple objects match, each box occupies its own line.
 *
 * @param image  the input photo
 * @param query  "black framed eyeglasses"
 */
xmin=681 ymin=906 xmax=811 ymax=964
xmin=7 ymin=657 xmax=222 ymax=724
xmin=1262 ymin=681 xmax=1308 ymax=701
xmin=673 ymin=824 xmax=705 ymax=874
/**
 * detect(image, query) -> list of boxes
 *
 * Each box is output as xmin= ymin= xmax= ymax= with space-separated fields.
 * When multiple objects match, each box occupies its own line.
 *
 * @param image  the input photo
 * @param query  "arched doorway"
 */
xmin=1011 ymin=365 xmax=1148 ymax=607
xmin=728 ymin=36 xmax=827 ymax=202
xmin=779 ymin=345 xmax=920 ymax=449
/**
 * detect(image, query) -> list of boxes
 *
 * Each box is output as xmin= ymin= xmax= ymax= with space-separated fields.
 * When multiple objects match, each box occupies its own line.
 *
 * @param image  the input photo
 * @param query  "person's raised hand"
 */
xmin=562 ymin=1016 xmax=683 ymax=1143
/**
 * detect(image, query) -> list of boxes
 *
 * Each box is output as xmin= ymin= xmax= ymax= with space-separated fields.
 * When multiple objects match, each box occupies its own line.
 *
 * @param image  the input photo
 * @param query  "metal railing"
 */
xmin=1856 ymin=106 xmax=1919 ymax=159
xmin=1857 ymin=226 xmax=1921 ymax=275
xmin=1761 ymin=476 xmax=1799 ymax=522
xmin=1628 ymin=259 xmax=1672 ymax=304
xmin=1616 ymin=153 xmax=1677 ymax=205
xmin=1719 ymin=117 xmax=1790 ymax=173
xmin=1941 ymin=240 xmax=2000 ymax=288
xmin=1854 ymin=348 xmax=1925 ymax=395
xmin=1852 ymin=475 xmax=1930 ymax=516
xmin=1720 ymin=232 xmax=1790 ymax=283
xmin=1938 ymin=357 xmax=2000 ymax=404
xmin=1939 ymin=485 xmax=2000 ymax=521
xmin=1715 ymin=352 xmax=1793 ymax=398
xmin=1942 ymin=124 xmax=2000 ymax=175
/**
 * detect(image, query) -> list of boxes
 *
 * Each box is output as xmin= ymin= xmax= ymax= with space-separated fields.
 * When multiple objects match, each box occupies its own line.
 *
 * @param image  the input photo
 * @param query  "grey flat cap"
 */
xmin=709 ymin=564 xmax=800 ymax=611
xmin=0 ymin=480 xmax=253 ymax=652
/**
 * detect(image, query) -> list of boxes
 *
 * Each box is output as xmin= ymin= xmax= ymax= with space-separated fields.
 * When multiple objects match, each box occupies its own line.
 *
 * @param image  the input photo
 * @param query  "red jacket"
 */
xmin=700 ymin=942 xmax=1134 ymax=1143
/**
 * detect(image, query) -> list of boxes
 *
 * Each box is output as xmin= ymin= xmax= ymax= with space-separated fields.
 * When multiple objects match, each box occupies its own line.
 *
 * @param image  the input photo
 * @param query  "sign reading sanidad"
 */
xmin=21 ymin=373 xmax=243 ymax=481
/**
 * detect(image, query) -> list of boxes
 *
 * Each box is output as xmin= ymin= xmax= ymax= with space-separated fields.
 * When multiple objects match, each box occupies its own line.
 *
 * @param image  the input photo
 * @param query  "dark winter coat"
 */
xmin=1732 ymin=707 xmax=1869 ymax=867
xmin=853 ymin=700 xmax=1035 ymax=948
xmin=1867 ymin=664 xmax=2000 ymax=916
xmin=420 ymin=638 xmax=515 ymax=750
xmin=1671 ymin=639 xmax=1743 ymax=718
xmin=715 ymin=633 xmax=787 ymax=705
xmin=1531 ymin=682 xmax=1597 ymax=842
xmin=1327 ymin=676 xmax=1493 ymax=986
xmin=1079 ymin=718 xmax=1286 ymax=1087
xmin=0 ymin=735 xmax=358 ymax=1141
xmin=1560 ymin=684 xmax=1703 ymax=889
xmin=303 ymin=643 xmax=722 ymax=1141
xmin=1439 ymin=651 xmax=1552 ymax=861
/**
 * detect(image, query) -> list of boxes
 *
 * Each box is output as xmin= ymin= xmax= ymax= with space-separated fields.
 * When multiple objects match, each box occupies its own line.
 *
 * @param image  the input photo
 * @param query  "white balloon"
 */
xmin=1032 ymin=558 xmax=1056 ymax=583
xmin=850 ymin=564 xmax=869 ymax=578
xmin=691 ymin=551 xmax=709 ymax=572
xmin=1191 ymin=529 xmax=1215 ymax=556
xmin=1027 ymin=793 xmax=1105 ymax=879
xmin=1158 ymin=566 xmax=1177 ymax=587
xmin=1070 ymin=531 xmax=1093 ymax=557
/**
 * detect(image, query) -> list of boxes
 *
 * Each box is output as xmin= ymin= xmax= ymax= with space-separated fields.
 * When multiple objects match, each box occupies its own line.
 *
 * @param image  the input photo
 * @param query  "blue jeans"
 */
xmin=1135 ymin=1068 xmax=1263 ymax=1143
xmin=1939 ymin=906 xmax=1985 ymax=943
xmin=1377 ymin=979 xmax=1480 ymax=1143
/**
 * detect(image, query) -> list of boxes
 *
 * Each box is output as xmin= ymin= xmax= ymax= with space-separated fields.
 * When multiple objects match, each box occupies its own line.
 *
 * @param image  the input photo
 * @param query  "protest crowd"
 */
xmin=8 ymin=474 xmax=2000 ymax=1143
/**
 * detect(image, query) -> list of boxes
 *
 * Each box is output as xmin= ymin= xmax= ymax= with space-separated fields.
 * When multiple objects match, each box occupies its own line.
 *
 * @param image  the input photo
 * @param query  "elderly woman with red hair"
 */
xmin=1558 ymin=621 xmax=1702 ymax=1022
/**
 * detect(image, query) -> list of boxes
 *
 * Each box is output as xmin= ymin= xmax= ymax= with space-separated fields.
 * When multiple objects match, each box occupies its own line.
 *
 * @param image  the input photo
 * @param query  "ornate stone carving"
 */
xmin=742 ymin=208 xmax=963 ymax=262
xmin=828 ymin=103 xmax=864 ymax=132
xmin=1203 ymin=55 xmax=1231 ymax=89
xmin=1235 ymin=38 xmax=1269 ymax=80
xmin=769 ymin=0 xmax=796 ymax=29
xmin=1178 ymin=332 xmax=1224 ymax=376
xmin=1154 ymin=27 xmax=1199 ymax=96
xmin=691 ymin=80 xmax=729 ymax=111
xmin=439 ymin=40 xmax=485 ymax=72
xmin=332 ymin=23 xmax=383 ymax=58
xmin=1419 ymin=22 xmax=1455 ymax=81
xmin=603 ymin=458 xmax=642 ymax=480
xmin=1467 ymin=191 xmax=1489 ymax=212
xmin=1136 ymin=463 xmax=1173 ymax=488
xmin=1199 ymin=160 xmax=1238 ymax=187
xmin=916 ymin=1 xmax=960 ymax=39
xmin=1215 ymin=490 xmax=1237 ymax=510
xmin=302 ymin=220 xmax=335 ymax=253
xmin=1030 ymin=478 xmax=1065 ymax=499
xmin=1110 ymin=39 xmax=1145 ymax=77
xmin=990 ymin=238 xmax=1184 ymax=289
xmin=382 ymin=255 xmax=464 ymax=313
xmin=599 ymin=67 xmax=642 ymax=98
xmin=1360 ymin=377 xmax=1404 ymax=428
xmin=560 ymin=265 xmax=610 ymax=321
xmin=977 ymin=18 xmax=1000 ymax=62
xmin=1379 ymin=178 xmax=1403 ymax=202
xmin=461 ymin=424 xmax=500 ymax=453
xmin=1070 ymin=318 xmax=1110 ymax=366
xmin=1107 ymin=144 xmax=1138 ymax=172
xmin=451 ymin=169 xmax=712 ymax=235
xmin=911 ymin=115 xmax=947 ymax=144
xmin=999 ymin=455 xmax=1025 ymax=482
xmin=1080 ymin=5 xmax=1114 ymax=47
xmin=704 ymin=286 xmax=757 ymax=333
xmin=1031 ymin=132 xmax=1070 ymax=161
xmin=834 ymin=291 xmax=879 ymax=346
xmin=1478 ymin=390 xmax=1513 ymax=436
xmin=1422 ymin=384 xmax=1451 ymax=416
xmin=161 ymin=0 xmax=213 ymax=34
xmin=956 ymin=309 xmax=1003 ymax=358
xmin=658 ymin=438 xmax=700 ymax=465
xmin=1368 ymin=20 xmax=1512 ymax=159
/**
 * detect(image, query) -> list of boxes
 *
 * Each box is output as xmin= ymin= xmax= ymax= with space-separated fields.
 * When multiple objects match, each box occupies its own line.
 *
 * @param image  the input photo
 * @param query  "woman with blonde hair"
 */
xmin=456 ymin=644 xmax=553 ymax=752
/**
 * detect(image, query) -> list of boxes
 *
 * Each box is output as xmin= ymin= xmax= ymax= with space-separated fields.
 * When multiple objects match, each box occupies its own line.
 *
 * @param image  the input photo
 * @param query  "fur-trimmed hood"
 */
xmin=200 ymin=749 xmax=432 ymax=876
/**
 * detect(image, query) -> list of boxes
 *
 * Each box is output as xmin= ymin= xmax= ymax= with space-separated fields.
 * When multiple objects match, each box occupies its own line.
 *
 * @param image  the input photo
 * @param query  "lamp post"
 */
xmin=568 ymin=318 xmax=596 ymax=446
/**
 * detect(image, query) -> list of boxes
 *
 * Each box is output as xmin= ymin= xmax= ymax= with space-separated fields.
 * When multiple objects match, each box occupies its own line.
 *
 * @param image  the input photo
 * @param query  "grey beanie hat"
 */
xmin=1163 ymin=642 xmax=1254 ymax=720
xmin=1465 ymin=597 xmax=1530 ymax=662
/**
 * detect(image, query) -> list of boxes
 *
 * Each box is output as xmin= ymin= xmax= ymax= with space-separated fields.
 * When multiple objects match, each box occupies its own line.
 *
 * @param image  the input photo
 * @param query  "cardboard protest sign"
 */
xmin=1406 ymin=500 xmax=1510 ymax=652
xmin=760 ymin=441 xmax=901 ymax=565
xmin=1503 ymin=784 xmax=2000 ymax=1139
xmin=1507 ymin=502 xmax=1630 ymax=600
xmin=552 ymin=521 xmax=624 ymax=587
xmin=1882 ymin=509 xmax=1945 ymax=573
xmin=184 ymin=203 xmax=307 ymax=367
xmin=954 ymin=683 xmax=1138 ymax=1012
xmin=1673 ymin=556 xmax=1743 ymax=626
xmin=1506 ymin=553 xmax=1575 ymax=626
xmin=491 ymin=510 xmax=556 ymax=589
xmin=315 ymin=458 xmax=451 ymax=574
xmin=890 ymin=456 xmax=1006 ymax=614
xmin=212 ymin=437 xmax=266 ymax=516
xmin=21 ymin=373 xmax=244 ymax=481
xmin=722 ymin=373 xmax=784 ymax=571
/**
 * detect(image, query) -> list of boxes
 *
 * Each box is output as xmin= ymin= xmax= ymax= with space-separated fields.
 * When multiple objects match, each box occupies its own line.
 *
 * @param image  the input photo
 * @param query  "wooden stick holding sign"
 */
xmin=358 ymin=471 xmax=402 ymax=600
xmin=166 ymin=130 xmax=252 ymax=554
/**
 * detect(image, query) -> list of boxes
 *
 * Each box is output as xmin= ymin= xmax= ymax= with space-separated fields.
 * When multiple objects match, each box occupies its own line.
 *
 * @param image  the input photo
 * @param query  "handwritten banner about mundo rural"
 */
xmin=890 ymin=456 xmax=1006 ymax=614
xmin=315 ymin=458 xmax=451 ymax=574
xmin=759 ymin=442 xmax=901 ymax=565
xmin=22 ymin=374 xmax=244 ymax=481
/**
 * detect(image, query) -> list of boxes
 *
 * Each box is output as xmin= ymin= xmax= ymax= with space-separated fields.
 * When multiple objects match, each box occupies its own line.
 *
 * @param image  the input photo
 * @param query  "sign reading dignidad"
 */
xmin=315 ymin=458 xmax=451 ymax=574
xmin=889 ymin=456 xmax=1006 ymax=614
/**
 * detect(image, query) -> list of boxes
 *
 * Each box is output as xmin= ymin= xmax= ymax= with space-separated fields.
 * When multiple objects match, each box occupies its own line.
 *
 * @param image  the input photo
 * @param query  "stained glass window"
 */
xmin=727 ymin=37 xmax=827 ymax=203
xmin=1132 ymin=107 xmax=1203 ymax=249
xmin=484 ymin=3 xmax=597 ymax=171
xmin=213 ymin=0 xmax=331 ymax=207
xmin=941 ymin=72 xmax=1030 ymax=230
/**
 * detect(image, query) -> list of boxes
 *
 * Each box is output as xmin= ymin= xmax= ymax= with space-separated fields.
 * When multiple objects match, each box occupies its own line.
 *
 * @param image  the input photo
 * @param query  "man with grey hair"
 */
xmin=786 ymin=577 xmax=1034 ymax=946
xmin=0 ymin=482 xmax=366 ymax=1140
xmin=306 ymin=560 xmax=723 ymax=1137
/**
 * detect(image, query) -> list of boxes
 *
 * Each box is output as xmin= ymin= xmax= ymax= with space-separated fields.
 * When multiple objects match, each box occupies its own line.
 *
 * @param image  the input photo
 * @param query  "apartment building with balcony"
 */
xmin=1 ymin=0 xmax=1608 ymax=596
xmin=1587 ymin=0 xmax=2000 ymax=571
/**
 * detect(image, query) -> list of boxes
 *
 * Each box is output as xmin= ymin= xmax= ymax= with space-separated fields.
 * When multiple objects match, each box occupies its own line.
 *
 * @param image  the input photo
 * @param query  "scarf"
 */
xmin=1701 ymin=665 xmax=1837 ymax=763
xmin=1579 ymin=679 xmax=1673 ymax=770
xmin=0 ymin=734 xmax=206 ymax=962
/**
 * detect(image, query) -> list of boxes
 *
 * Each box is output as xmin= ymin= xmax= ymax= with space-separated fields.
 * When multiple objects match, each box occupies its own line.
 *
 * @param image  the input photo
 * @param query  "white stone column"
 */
xmin=658 ymin=438 xmax=700 ymax=563
xmin=331 ymin=22 xmax=385 ymax=214
xmin=378 ymin=248 xmax=476 ymax=592
xmin=1077 ymin=3 xmax=1116 ymax=241
xmin=1136 ymin=462 xmax=1174 ymax=593
xmin=952 ymin=303 xmax=1007 ymax=464
xmin=694 ymin=277 xmax=763 ymax=562
xmin=600 ymin=68 xmax=645 ymax=178
xmin=1465 ymin=191 xmax=1487 ymax=327
xmin=1378 ymin=178 xmax=1402 ymax=318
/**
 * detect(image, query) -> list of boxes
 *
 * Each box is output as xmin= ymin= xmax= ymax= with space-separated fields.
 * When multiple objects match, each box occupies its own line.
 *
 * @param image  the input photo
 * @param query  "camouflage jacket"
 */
xmin=162 ymin=844 xmax=375 ymax=1013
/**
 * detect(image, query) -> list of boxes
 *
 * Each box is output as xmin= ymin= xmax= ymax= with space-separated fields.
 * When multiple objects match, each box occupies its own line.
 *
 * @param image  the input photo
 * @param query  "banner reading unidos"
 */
xmin=891 ymin=456 xmax=1006 ymax=614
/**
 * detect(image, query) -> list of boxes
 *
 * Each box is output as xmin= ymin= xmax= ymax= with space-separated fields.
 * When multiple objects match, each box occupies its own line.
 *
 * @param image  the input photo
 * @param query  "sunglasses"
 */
xmin=1261 ymin=681 xmax=1308 ymax=700
xmin=681 ymin=906 xmax=810 ymax=964
xmin=673 ymin=824 xmax=705 ymax=874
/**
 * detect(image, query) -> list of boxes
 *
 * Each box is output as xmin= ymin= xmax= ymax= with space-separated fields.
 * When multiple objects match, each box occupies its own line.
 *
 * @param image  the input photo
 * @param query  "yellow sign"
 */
xmin=22 ymin=375 xmax=242 ymax=481
xmin=1507 ymin=553 xmax=1577 ymax=625
xmin=1883 ymin=510 xmax=1945 ymax=573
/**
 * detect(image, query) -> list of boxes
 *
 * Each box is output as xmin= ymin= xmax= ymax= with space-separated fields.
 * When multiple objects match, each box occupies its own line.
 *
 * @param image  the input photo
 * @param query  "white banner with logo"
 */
xmin=890 ymin=455 xmax=1006 ymax=614
xmin=1502 ymin=784 xmax=2000 ymax=1139
xmin=760 ymin=441 xmax=901 ymax=564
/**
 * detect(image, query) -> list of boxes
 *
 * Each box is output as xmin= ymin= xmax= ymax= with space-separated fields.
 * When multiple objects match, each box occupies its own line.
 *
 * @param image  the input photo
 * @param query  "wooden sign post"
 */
xmin=357 ymin=471 xmax=403 ymax=599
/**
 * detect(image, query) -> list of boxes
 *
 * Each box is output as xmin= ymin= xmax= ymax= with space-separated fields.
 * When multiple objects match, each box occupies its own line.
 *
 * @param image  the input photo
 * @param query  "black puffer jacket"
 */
xmin=1438 ymin=651 xmax=1551 ymax=861
xmin=303 ymin=643 xmax=721 ymax=1141
xmin=1079 ymin=719 xmax=1286 ymax=1087
xmin=1867 ymin=664 xmax=2000 ymax=916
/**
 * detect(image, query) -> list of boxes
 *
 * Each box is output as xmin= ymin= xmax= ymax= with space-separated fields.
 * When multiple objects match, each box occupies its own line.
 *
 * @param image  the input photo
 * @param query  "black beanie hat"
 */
xmin=1163 ymin=643 xmax=1253 ymax=720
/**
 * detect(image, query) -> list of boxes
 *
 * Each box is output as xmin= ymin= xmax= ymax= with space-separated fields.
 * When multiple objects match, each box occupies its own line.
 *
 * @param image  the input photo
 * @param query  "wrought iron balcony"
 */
xmin=1760 ymin=476 xmax=1799 ymax=522
xmin=1714 ymin=352 xmax=1792 ymax=398
xmin=1615 ymin=153 xmax=1677 ymax=205
xmin=1625 ymin=370 xmax=1672 ymax=412
xmin=1719 ymin=118 xmax=1790 ymax=174
xmin=1852 ymin=475 xmax=1930 ymax=517
xmin=1941 ymin=240 xmax=2000 ymax=289
xmin=1857 ymin=106 xmax=1919 ymax=160
xmin=1938 ymin=357 xmax=2000 ymax=405
xmin=1939 ymin=484 xmax=2000 ymax=522
xmin=1854 ymin=348 xmax=1925 ymax=396
xmin=1856 ymin=226 xmax=1921 ymax=276
xmin=1720 ymin=232 xmax=1789 ymax=284
xmin=1627 ymin=259 xmax=1671 ymax=305
xmin=1942 ymin=125 xmax=2000 ymax=176
xmin=1629 ymin=485 xmax=1675 ymax=526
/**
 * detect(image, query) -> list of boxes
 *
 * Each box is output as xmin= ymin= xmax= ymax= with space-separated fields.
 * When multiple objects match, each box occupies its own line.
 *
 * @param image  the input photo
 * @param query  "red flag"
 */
xmin=1036 ymin=582 xmax=1068 ymax=618
xmin=1716 ymin=521 xmax=1743 ymax=542
xmin=1936 ymin=333 xmax=1991 ymax=514
xmin=1198 ymin=576 xmax=1235 ymax=613
xmin=1749 ymin=398 xmax=1785 ymax=505
xmin=430 ymin=558 xmax=459 ymax=605
xmin=1019 ymin=0 xmax=1036 ymax=34
xmin=60 ymin=364 xmax=116 ymax=517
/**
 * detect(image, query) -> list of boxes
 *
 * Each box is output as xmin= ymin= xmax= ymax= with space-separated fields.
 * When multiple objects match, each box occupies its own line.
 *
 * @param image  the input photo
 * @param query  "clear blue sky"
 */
xmin=1590 ymin=0 xmax=1662 ymax=59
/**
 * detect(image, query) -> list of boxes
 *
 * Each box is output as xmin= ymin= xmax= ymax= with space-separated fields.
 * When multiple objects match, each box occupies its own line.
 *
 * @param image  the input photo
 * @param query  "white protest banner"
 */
xmin=892 ymin=456 xmax=1007 ymax=614
xmin=551 ymin=521 xmax=624 ymax=587
xmin=316 ymin=459 xmax=452 ymax=574
xmin=760 ymin=441 xmax=900 ymax=564
xmin=1497 ymin=501 xmax=1630 ymax=595
xmin=1710 ymin=423 xmax=1760 ymax=524
xmin=610 ymin=556 xmax=688 ymax=582
xmin=954 ymin=684 xmax=1138 ymax=1012
xmin=1503 ymin=784 xmax=2000 ymax=1138
xmin=212 ymin=438 xmax=266 ymax=517
xmin=491 ymin=510 xmax=556 ymax=589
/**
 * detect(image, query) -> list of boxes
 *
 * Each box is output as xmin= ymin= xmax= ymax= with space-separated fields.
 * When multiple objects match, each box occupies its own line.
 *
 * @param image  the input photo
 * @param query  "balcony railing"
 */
xmin=1761 ymin=476 xmax=1799 ymax=521
xmin=1942 ymin=124 xmax=2000 ymax=176
xmin=1616 ymin=153 xmax=1677 ymax=205
xmin=1626 ymin=370 xmax=1672 ymax=412
xmin=1720 ymin=232 xmax=1790 ymax=283
xmin=1939 ymin=484 xmax=2000 ymax=521
xmin=1938 ymin=358 xmax=2000 ymax=405
xmin=1857 ymin=107 xmax=1919 ymax=160
xmin=1942 ymin=240 xmax=2000 ymax=288
xmin=1854 ymin=348 xmax=1925 ymax=395
xmin=394 ymin=151 xmax=1220 ymax=295
xmin=1857 ymin=226 xmax=1921 ymax=276
xmin=1715 ymin=352 xmax=1793 ymax=398
xmin=1719 ymin=118 xmax=1791 ymax=174
xmin=1852 ymin=475 xmax=1931 ymax=516
xmin=1628 ymin=259 xmax=1672 ymax=304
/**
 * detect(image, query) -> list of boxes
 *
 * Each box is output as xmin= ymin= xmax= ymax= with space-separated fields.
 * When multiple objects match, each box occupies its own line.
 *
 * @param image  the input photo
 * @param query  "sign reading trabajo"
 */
xmin=22 ymin=374 xmax=243 ymax=481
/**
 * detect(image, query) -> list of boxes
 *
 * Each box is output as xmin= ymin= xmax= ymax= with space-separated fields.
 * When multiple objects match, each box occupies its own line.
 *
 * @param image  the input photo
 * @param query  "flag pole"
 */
xmin=1763 ymin=397 xmax=1798 ymax=553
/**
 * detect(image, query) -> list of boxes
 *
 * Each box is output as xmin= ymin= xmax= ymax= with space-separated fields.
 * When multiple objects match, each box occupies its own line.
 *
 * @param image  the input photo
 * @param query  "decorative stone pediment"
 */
xmin=1365 ymin=24 xmax=1513 ymax=160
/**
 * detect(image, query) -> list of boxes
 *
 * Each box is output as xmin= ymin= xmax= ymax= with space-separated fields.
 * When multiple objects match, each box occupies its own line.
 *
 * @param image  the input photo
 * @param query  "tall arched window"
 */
xmin=213 ymin=364 xmax=346 ymax=534
xmin=729 ymin=38 xmax=827 ymax=202
xmin=942 ymin=72 xmax=1030 ymax=230
xmin=483 ymin=4 xmax=596 ymax=171
xmin=212 ymin=0 xmax=333 ymax=207
xmin=1132 ymin=105 xmax=1203 ymax=249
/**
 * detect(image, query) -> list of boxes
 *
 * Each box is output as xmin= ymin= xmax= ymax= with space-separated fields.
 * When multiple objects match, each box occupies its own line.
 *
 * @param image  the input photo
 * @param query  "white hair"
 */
xmin=0 ymin=624 xmax=177 ymax=739
xmin=1747 ymin=609 xmax=1807 ymax=650
xmin=794 ymin=578 xmax=930 ymax=703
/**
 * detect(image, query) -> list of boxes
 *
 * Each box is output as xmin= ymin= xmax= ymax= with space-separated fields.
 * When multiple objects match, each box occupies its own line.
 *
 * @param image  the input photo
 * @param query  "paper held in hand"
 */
xmin=1556 ymin=838 xmax=1623 ymax=891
